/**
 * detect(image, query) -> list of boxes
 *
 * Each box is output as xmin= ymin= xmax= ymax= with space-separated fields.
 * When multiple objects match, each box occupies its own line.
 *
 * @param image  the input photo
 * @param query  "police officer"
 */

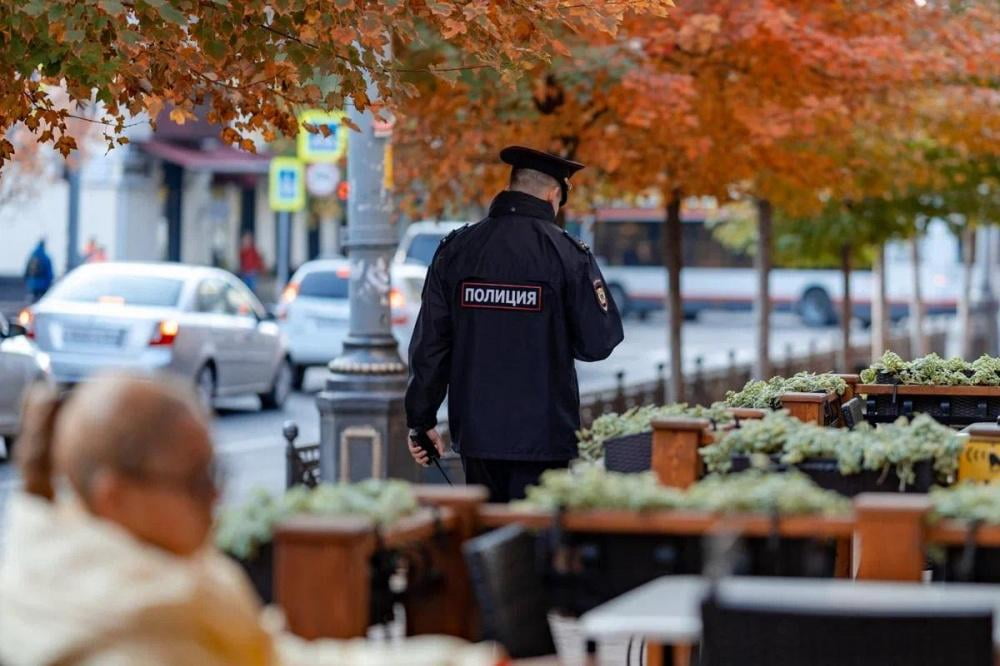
xmin=405 ymin=146 xmax=624 ymax=502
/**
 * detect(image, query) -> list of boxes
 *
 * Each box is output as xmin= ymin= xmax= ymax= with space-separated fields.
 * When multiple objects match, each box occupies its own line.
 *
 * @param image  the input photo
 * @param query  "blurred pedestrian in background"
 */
xmin=82 ymin=236 xmax=107 ymax=263
xmin=23 ymin=238 xmax=53 ymax=302
xmin=0 ymin=374 xmax=499 ymax=666
xmin=240 ymin=231 xmax=265 ymax=294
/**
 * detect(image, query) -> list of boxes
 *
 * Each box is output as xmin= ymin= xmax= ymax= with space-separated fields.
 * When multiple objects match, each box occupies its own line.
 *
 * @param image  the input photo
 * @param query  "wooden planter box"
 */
xmin=479 ymin=504 xmax=853 ymax=599
xmin=858 ymin=383 xmax=1000 ymax=426
xmin=928 ymin=521 xmax=1000 ymax=583
xmin=607 ymin=393 xmax=838 ymax=477
xmin=274 ymin=485 xmax=486 ymax=640
xmin=601 ymin=375 xmax=862 ymax=475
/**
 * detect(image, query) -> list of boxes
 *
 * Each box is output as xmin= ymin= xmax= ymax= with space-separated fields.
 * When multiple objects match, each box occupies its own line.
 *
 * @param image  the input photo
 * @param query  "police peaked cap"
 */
xmin=500 ymin=146 xmax=584 ymax=206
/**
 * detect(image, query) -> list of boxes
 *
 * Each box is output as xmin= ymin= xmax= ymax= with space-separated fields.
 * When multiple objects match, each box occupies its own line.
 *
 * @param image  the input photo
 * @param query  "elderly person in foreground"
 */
xmin=0 ymin=374 xmax=498 ymax=666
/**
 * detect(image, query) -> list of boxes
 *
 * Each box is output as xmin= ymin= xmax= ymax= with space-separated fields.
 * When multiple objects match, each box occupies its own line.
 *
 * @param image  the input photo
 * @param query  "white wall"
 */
xmin=0 ymin=144 xmax=154 ymax=276
xmin=0 ymin=142 xmax=273 ymax=279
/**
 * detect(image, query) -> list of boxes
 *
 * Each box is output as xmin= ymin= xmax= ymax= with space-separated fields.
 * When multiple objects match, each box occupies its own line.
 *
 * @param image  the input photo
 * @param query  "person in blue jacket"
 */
xmin=404 ymin=147 xmax=624 ymax=502
xmin=24 ymin=239 xmax=54 ymax=302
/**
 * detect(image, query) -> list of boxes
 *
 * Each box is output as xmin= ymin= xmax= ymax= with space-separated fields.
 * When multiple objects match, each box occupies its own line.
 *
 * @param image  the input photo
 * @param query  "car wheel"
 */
xmin=800 ymin=288 xmax=836 ymax=327
xmin=196 ymin=365 xmax=216 ymax=413
xmin=261 ymin=357 xmax=293 ymax=410
xmin=608 ymin=284 xmax=629 ymax=317
xmin=291 ymin=363 xmax=307 ymax=392
xmin=1 ymin=435 xmax=13 ymax=461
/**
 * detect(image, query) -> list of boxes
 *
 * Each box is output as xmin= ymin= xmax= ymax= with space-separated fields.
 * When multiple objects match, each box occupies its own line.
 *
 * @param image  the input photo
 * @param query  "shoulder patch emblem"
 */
xmin=593 ymin=279 xmax=609 ymax=313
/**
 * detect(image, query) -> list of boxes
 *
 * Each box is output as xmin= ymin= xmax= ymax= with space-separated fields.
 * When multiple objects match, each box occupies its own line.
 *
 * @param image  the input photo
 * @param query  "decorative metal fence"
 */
xmin=578 ymin=323 xmax=949 ymax=429
xmin=286 ymin=321 xmax=952 ymax=486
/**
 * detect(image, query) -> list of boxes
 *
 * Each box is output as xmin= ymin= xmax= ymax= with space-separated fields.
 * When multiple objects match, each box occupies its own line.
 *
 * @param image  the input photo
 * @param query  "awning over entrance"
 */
xmin=140 ymin=139 xmax=270 ymax=174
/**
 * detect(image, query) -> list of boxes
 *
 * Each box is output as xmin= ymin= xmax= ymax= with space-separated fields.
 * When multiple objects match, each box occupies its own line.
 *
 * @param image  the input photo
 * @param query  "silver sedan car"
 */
xmin=0 ymin=312 xmax=53 ymax=453
xmin=21 ymin=262 xmax=292 ymax=410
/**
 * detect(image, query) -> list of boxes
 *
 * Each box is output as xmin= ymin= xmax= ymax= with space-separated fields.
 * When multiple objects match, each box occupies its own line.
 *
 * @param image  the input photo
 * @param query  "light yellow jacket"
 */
xmin=0 ymin=493 xmax=498 ymax=666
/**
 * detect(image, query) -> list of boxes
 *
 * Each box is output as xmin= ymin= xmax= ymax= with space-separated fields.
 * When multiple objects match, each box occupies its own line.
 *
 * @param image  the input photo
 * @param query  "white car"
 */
xmin=277 ymin=259 xmax=426 ymax=389
xmin=0 ymin=312 xmax=53 ymax=454
xmin=394 ymin=221 xmax=468 ymax=267
xmin=22 ymin=262 xmax=292 ymax=410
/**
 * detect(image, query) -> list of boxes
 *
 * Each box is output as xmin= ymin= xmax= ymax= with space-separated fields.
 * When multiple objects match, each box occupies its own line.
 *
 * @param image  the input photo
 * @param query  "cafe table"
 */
xmin=579 ymin=576 xmax=1000 ymax=666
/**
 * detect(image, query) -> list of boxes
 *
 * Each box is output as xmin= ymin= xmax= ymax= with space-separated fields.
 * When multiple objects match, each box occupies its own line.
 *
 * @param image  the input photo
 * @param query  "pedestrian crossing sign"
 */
xmin=297 ymin=110 xmax=348 ymax=164
xmin=269 ymin=157 xmax=306 ymax=212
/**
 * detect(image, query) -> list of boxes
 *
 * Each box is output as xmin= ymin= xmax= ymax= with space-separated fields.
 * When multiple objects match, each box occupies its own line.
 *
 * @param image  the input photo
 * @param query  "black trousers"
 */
xmin=461 ymin=456 xmax=569 ymax=503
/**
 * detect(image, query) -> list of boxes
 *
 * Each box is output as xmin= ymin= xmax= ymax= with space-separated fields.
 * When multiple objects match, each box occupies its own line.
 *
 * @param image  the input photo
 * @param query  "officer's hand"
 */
xmin=407 ymin=429 xmax=445 ymax=467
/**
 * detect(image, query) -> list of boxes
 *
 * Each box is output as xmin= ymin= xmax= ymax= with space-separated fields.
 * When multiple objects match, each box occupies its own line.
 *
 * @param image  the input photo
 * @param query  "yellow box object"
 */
xmin=958 ymin=424 xmax=1000 ymax=484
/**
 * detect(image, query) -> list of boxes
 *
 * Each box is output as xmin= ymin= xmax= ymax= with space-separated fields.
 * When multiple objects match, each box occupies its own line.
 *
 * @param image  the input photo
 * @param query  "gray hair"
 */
xmin=509 ymin=168 xmax=560 ymax=199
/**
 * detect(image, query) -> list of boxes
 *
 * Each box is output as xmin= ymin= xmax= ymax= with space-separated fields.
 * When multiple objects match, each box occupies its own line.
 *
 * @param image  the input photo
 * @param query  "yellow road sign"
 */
xmin=297 ymin=110 xmax=348 ymax=164
xmin=269 ymin=157 xmax=305 ymax=212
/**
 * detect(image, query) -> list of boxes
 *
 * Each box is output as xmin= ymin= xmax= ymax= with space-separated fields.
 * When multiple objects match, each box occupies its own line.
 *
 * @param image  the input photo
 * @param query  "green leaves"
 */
xmin=155 ymin=3 xmax=189 ymax=26
xmin=99 ymin=0 xmax=126 ymax=15
xmin=216 ymin=480 xmax=418 ymax=559
xmin=724 ymin=372 xmax=848 ymax=409
xmin=701 ymin=411 xmax=963 ymax=488
xmin=861 ymin=351 xmax=1000 ymax=386
xmin=576 ymin=402 xmax=734 ymax=462
xmin=930 ymin=483 xmax=1000 ymax=525
xmin=518 ymin=467 xmax=850 ymax=516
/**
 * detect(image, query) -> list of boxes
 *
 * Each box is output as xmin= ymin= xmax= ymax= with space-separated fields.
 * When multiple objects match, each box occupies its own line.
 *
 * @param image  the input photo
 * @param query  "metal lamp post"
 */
xmin=315 ymin=79 xmax=415 ymax=483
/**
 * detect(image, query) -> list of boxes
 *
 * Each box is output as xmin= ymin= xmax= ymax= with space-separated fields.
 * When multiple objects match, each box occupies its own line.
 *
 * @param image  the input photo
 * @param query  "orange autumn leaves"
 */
xmin=395 ymin=0 xmax=1000 ymax=217
xmin=0 ymin=0 xmax=673 ymax=168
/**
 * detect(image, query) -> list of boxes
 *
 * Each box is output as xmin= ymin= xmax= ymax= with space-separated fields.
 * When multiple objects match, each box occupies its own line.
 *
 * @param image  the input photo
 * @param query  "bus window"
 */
xmin=683 ymin=221 xmax=753 ymax=268
xmin=593 ymin=221 xmax=663 ymax=267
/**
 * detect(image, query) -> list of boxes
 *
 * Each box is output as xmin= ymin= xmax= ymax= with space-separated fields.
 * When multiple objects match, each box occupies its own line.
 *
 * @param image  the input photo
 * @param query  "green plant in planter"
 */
xmin=861 ymin=351 xmax=1000 ymax=386
xmin=686 ymin=470 xmax=851 ymax=516
xmin=519 ymin=466 xmax=686 ymax=511
xmin=970 ymin=355 xmax=1000 ymax=386
xmin=859 ymin=351 xmax=909 ymax=383
xmin=724 ymin=372 xmax=848 ymax=410
xmin=701 ymin=411 xmax=962 ymax=489
xmin=576 ymin=402 xmax=733 ymax=462
xmin=216 ymin=479 xmax=418 ymax=560
xmin=929 ymin=483 xmax=1000 ymax=525
xmin=518 ymin=467 xmax=849 ymax=516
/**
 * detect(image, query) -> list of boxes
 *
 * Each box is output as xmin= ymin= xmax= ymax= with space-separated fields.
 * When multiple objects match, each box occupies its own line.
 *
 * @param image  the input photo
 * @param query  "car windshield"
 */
xmin=48 ymin=272 xmax=184 ymax=307
xmin=299 ymin=270 xmax=349 ymax=299
xmin=405 ymin=233 xmax=447 ymax=266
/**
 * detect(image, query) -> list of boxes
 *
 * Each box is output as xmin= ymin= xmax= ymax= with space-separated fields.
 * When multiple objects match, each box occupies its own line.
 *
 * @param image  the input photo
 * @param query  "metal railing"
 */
xmin=286 ymin=321 xmax=954 ymax=485
xmin=579 ymin=322 xmax=950 ymax=428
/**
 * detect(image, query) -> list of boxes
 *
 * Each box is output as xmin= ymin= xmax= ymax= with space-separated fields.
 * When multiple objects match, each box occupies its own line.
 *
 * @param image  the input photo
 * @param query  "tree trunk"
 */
xmin=978 ymin=225 xmax=1000 ymax=354
xmin=754 ymin=199 xmax=772 ymax=379
xmin=871 ymin=243 xmax=889 ymax=361
xmin=664 ymin=187 xmax=684 ymax=402
xmin=839 ymin=242 xmax=852 ymax=371
xmin=959 ymin=226 xmax=976 ymax=357
xmin=908 ymin=235 xmax=928 ymax=357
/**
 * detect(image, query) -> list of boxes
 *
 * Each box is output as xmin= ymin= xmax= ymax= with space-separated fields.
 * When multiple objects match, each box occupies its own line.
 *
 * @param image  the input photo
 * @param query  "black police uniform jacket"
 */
xmin=405 ymin=190 xmax=625 ymax=461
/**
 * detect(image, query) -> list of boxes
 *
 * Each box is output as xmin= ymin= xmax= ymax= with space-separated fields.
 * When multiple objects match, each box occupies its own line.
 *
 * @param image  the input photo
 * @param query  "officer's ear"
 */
xmin=549 ymin=185 xmax=561 ymax=213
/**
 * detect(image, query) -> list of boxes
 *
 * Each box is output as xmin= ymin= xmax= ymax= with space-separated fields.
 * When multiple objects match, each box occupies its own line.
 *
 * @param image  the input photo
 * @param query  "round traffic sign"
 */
xmin=306 ymin=163 xmax=341 ymax=198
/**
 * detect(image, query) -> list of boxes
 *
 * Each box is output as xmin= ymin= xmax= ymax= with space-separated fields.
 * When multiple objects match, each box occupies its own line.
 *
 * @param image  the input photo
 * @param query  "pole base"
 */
xmin=328 ymin=336 xmax=406 ymax=375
